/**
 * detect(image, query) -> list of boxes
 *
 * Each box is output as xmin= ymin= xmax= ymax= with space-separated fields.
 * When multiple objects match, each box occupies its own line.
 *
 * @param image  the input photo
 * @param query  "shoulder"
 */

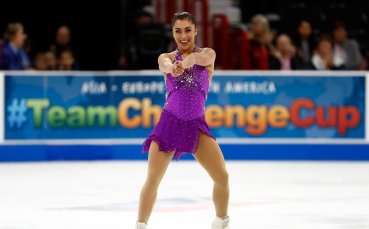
xmin=198 ymin=47 xmax=216 ymax=55
xmin=198 ymin=47 xmax=215 ymax=76
xmin=1 ymin=43 xmax=13 ymax=55
xmin=344 ymin=39 xmax=359 ymax=48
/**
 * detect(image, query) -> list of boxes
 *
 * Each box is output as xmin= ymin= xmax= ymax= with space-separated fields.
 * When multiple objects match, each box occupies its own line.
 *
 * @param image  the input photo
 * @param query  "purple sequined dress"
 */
xmin=142 ymin=48 xmax=215 ymax=160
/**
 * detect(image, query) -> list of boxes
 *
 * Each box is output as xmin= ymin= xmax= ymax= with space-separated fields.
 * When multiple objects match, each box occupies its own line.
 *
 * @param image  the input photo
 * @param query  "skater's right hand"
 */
xmin=171 ymin=61 xmax=185 ymax=77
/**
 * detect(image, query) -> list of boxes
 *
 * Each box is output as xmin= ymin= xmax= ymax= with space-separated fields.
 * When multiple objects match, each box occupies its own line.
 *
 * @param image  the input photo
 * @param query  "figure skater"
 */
xmin=136 ymin=12 xmax=230 ymax=229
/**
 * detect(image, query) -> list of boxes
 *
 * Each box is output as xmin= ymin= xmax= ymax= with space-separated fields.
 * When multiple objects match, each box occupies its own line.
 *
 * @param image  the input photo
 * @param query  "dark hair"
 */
xmin=135 ymin=10 xmax=153 ymax=21
xmin=317 ymin=34 xmax=333 ymax=46
xmin=4 ymin=22 xmax=23 ymax=41
xmin=172 ymin=12 xmax=197 ymax=27
xmin=332 ymin=21 xmax=347 ymax=32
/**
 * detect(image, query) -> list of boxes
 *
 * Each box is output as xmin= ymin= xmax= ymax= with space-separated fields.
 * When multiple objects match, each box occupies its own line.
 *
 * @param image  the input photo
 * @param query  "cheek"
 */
xmin=188 ymin=32 xmax=196 ymax=39
xmin=173 ymin=33 xmax=180 ymax=41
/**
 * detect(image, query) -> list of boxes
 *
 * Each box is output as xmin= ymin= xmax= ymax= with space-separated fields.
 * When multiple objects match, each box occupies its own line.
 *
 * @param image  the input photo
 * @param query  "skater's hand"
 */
xmin=171 ymin=61 xmax=185 ymax=77
xmin=182 ymin=53 xmax=197 ymax=69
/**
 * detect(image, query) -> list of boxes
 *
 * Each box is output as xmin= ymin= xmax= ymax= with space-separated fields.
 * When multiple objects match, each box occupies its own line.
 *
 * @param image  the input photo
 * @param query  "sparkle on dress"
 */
xmin=142 ymin=47 xmax=215 ymax=160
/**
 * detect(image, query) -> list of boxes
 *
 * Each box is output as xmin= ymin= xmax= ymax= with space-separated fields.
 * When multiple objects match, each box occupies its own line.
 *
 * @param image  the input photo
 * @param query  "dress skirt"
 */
xmin=142 ymin=108 xmax=216 ymax=160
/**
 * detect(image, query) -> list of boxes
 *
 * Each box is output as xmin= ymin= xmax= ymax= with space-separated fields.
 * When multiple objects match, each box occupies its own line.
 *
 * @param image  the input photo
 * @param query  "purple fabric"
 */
xmin=142 ymin=48 xmax=215 ymax=160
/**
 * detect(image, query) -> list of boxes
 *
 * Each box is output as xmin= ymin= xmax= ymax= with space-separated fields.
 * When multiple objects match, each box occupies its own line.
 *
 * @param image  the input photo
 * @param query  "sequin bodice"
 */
xmin=164 ymin=48 xmax=210 ymax=120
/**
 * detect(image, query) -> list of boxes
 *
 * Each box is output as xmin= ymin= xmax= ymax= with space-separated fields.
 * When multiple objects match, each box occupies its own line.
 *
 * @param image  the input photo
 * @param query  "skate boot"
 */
xmin=135 ymin=222 xmax=147 ymax=229
xmin=211 ymin=216 xmax=229 ymax=229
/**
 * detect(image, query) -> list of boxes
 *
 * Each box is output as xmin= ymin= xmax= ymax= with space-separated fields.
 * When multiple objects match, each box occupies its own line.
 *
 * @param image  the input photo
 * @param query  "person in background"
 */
xmin=248 ymin=14 xmax=273 ymax=47
xmin=58 ymin=49 xmax=79 ymax=70
xmin=44 ymin=51 xmax=58 ymax=70
xmin=361 ymin=50 xmax=369 ymax=70
xmin=248 ymin=14 xmax=273 ymax=69
xmin=0 ymin=22 xmax=31 ymax=70
xmin=118 ymin=10 xmax=154 ymax=69
xmin=269 ymin=33 xmax=306 ymax=70
xmin=119 ymin=9 xmax=172 ymax=70
xmin=50 ymin=25 xmax=74 ymax=58
xmin=32 ymin=52 xmax=47 ymax=70
xmin=293 ymin=20 xmax=316 ymax=67
xmin=332 ymin=21 xmax=363 ymax=70
xmin=311 ymin=36 xmax=345 ymax=70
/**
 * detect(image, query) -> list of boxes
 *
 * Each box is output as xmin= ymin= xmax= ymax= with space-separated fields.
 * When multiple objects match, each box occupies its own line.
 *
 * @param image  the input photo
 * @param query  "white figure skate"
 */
xmin=135 ymin=222 xmax=148 ymax=229
xmin=211 ymin=216 xmax=230 ymax=229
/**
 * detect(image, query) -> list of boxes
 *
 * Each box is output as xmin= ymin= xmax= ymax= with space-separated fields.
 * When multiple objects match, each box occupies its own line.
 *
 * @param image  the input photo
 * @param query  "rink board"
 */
xmin=0 ymin=71 xmax=368 ymax=161
xmin=1 ymin=144 xmax=369 ymax=162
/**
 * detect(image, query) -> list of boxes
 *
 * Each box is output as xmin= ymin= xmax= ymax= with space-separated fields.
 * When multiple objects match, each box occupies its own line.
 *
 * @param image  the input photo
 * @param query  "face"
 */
xmin=298 ymin=21 xmax=312 ymax=38
xmin=44 ymin=51 xmax=57 ymax=69
xmin=12 ymin=27 xmax=27 ymax=48
xmin=59 ymin=51 xmax=74 ymax=67
xmin=34 ymin=53 xmax=47 ymax=70
xmin=318 ymin=40 xmax=332 ymax=55
xmin=56 ymin=26 xmax=71 ymax=46
xmin=172 ymin=19 xmax=197 ymax=51
xmin=252 ymin=20 xmax=264 ymax=36
xmin=333 ymin=27 xmax=347 ymax=44
xmin=276 ymin=34 xmax=293 ymax=54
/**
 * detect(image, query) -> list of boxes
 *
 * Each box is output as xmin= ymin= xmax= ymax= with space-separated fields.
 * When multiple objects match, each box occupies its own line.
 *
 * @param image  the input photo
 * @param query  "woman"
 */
xmin=136 ymin=12 xmax=230 ymax=229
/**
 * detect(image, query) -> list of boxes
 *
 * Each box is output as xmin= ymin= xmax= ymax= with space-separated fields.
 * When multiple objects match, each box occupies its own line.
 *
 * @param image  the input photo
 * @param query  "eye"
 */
xmin=186 ymin=29 xmax=192 ymax=33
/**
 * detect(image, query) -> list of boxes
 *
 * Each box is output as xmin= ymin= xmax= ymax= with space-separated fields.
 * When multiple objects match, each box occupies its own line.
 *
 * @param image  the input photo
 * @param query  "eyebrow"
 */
xmin=175 ymin=26 xmax=192 ymax=30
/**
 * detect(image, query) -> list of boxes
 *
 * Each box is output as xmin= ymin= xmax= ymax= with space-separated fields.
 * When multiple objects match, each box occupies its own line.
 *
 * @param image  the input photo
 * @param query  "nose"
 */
xmin=179 ymin=32 xmax=187 ymax=40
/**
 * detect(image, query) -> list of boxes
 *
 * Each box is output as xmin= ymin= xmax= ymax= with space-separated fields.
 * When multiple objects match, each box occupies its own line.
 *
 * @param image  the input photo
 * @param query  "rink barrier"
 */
xmin=0 ymin=70 xmax=368 ymax=161
xmin=1 ymin=144 xmax=369 ymax=162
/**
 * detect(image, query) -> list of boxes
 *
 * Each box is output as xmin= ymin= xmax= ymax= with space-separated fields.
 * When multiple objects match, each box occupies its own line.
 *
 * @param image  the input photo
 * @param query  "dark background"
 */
xmin=0 ymin=0 xmax=150 ymax=70
xmin=2 ymin=0 xmax=368 ymax=70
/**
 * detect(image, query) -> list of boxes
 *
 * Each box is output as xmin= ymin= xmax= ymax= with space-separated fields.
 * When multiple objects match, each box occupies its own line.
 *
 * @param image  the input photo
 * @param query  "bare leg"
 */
xmin=194 ymin=132 xmax=230 ymax=218
xmin=137 ymin=141 xmax=174 ymax=223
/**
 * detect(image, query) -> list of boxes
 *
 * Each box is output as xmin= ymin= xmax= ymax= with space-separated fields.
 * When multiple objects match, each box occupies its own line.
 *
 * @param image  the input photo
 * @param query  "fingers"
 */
xmin=172 ymin=61 xmax=185 ymax=76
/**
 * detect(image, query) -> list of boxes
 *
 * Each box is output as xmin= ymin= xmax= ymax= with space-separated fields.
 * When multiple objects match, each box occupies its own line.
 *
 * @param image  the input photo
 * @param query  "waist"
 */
xmin=162 ymin=107 xmax=205 ymax=121
xmin=164 ymin=98 xmax=205 ymax=121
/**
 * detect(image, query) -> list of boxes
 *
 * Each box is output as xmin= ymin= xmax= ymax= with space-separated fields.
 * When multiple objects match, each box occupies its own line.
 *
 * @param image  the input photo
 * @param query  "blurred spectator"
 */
xmin=23 ymin=37 xmax=32 ymax=56
xmin=44 ymin=51 xmax=58 ymax=70
xmin=0 ymin=22 xmax=31 ymax=70
xmin=293 ymin=20 xmax=316 ymax=66
xmin=118 ymin=10 xmax=168 ymax=69
xmin=58 ymin=49 xmax=79 ymax=70
xmin=50 ymin=25 xmax=78 ymax=63
xmin=118 ymin=10 xmax=154 ymax=69
xmin=311 ymin=36 xmax=344 ymax=70
xmin=0 ymin=39 xmax=4 ymax=65
xmin=269 ymin=34 xmax=306 ymax=70
xmin=332 ymin=22 xmax=363 ymax=70
xmin=248 ymin=14 xmax=272 ymax=69
xmin=33 ymin=52 xmax=47 ymax=70
xmin=50 ymin=25 xmax=71 ymax=54
xmin=362 ymin=50 xmax=369 ymax=70
xmin=249 ymin=14 xmax=273 ymax=46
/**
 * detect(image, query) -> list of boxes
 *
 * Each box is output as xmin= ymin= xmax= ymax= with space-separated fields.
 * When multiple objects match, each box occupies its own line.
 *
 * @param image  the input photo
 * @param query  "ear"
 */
xmin=195 ymin=28 xmax=198 ymax=36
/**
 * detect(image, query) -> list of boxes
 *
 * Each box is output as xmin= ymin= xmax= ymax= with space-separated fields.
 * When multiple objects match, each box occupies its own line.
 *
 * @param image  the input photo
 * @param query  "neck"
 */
xmin=177 ymin=44 xmax=196 ymax=55
xmin=281 ymin=53 xmax=290 ymax=58
xmin=9 ymin=41 xmax=20 ymax=51
xmin=336 ymin=41 xmax=344 ymax=46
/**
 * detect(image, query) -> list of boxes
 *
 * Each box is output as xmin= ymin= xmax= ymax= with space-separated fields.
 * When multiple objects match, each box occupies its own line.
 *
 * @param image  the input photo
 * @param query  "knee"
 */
xmin=214 ymin=170 xmax=229 ymax=188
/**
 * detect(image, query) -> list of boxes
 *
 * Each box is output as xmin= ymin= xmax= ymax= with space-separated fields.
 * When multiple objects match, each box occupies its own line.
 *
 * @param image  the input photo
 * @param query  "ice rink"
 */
xmin=1 ymin=161 xmax=369 ymax=229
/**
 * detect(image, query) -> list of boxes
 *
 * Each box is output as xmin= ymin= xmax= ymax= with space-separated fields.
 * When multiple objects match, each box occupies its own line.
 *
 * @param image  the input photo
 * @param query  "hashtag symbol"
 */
xmin=7 ymin=99 xmax=28 ymax=128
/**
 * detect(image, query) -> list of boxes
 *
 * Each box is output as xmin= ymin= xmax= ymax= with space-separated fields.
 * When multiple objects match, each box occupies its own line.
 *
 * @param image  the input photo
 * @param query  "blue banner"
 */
xmin=3 ymin=73 xmax=366 ymax=140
